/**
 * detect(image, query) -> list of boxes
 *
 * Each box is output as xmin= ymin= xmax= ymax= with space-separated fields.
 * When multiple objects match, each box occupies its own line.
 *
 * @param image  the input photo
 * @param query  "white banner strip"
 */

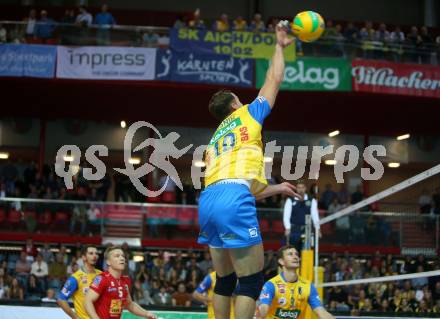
xmin=318 ymin=270 xmax=440 ymax=288
xmin=320 ymin=163 xmax=440 ymax=224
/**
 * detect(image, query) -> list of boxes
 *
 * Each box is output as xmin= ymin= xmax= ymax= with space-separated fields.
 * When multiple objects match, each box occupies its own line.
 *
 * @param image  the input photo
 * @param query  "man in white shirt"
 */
xmin=30 ymin=253 xmax=48 ymax=292
xmin=76 ymin=6 xmax=93 ymax=27
xmin=283 ymin=180 xmax=320 ymax=250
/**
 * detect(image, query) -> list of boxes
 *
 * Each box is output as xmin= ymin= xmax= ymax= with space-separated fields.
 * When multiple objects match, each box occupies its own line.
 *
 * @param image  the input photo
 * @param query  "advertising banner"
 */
xmin=56 ymin=46 xmax=156 ymax=80
xmin=170 ymin=28 xmax=295 ymax=61
xmin=256 ymin=57 xmax=352 ymax=91
xmin=352 ymin=59 xmax=440 ymax=98
xmin=156 ymin=49 xmax=253 ymax=87
xmin=0 ymin=44 xmax=56 ymax=78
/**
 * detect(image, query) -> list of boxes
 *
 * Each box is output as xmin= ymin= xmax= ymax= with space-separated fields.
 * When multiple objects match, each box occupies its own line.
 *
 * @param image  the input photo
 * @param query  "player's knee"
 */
xmin=214 ymin=272 xmax=237 ymax=297
xmin=236 ymin=271 xmax=264 ymax=301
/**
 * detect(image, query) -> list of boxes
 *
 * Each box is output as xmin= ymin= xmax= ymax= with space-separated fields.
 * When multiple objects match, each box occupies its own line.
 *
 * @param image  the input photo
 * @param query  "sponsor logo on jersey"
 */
xmin=275 ymin=308 xmax=301 ymax=319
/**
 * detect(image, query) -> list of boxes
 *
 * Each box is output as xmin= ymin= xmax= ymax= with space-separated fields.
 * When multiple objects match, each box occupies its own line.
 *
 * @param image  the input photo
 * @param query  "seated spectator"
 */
xmin=153 ymin=286 xmax=172 ymax=306
xmin=7 ymin=278 xmax=23 ymax=300
xmin=59 ymin=9 xmax=76 ymax=45
xmin=351 ymin=185 xmax=364 ymax=205
xmin=41 ymin=288 xmax=56 ymax=302
xmin=337 ymin=185 xmax=350 ymax=205
xmin=0 ymin=276 xmax=8 ymax=299
xmin=172 ymin=282 xmax=191 ymax=307
xmin=320 ymin=184 xmax=336 ymax=209
xmin=323 ymin=20 xmax=337 ymax=38
xmin=143 ymin=30 xmax=159 ymax=47
xmin=233 ymin=16 xmax=247 ymax=31
xmin=359 ymin=21 xmax=375 ymax=41
xmin=27 ymin=274 xmax=43 ymax=300
xmin=188 ymin=9 xmax=205 ymax=29
xmin=94 ymin=4 xmax=116 ymax=46
xmin=0 ymin=24 xmax=6 ymax=43
xmin=23 ymin=238 xmax=37 ymax=262
xmin=390 ymin=26 xmax=405 ymax=44
xmin=23 ymin=9 xmax=37 ymax=39
xmin=30 ymin=254 xmax=48 ymax=292
xmin=214 ymin=14 xmax=230 ymax=32
xmin=35 ymin=10 xmax=56 ymax=42
xmin=248 ymin=13 xmax=266 ymax=32
xmin=15 ymin=251 xmax=31 ymax=289
xmin=406 ymin=26 xmax=422 ymax=62
xmin=411 ymin=266 xmax=428 ymax=289
xmin=420 ymin=26 xmax=433 ymax=64
xmin=173 ymin=15 xmax=186 ymax=29
xmin=76 ymin=6 xmax=93 ymax=27
xmin=48 ymin=253 xmax=67 ymax=290
xmin=40 ymin=243 xmax=54 ymax=264
xmin=328 ymin=286 xmax=349 ymax=311
xmin=266 ymin=18 xmax=279 ymax=33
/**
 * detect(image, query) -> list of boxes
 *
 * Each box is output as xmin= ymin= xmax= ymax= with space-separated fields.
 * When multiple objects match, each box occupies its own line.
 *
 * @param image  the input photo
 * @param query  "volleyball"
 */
xmin=291 ymin=11 xmax=325 ymax=42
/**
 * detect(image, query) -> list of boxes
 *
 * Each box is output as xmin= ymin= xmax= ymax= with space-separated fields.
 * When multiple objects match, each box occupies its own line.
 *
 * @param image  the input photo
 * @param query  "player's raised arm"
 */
xmin=84 ymin=289 xmax=101 ymax=319
xmin=258 ymin=21 xmax=294 ymax=108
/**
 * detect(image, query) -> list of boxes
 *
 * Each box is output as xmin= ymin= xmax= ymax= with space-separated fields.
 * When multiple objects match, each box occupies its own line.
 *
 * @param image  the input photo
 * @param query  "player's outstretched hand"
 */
xmin=277 ymin=182 xmax=302 ymax=199
xmin=145 ymin=312 xmax=157 ymax=319
xmin=276 ymin=20 xmax=294 ymax=48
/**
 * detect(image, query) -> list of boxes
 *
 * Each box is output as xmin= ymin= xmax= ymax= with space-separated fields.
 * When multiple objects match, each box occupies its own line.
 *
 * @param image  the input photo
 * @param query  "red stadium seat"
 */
xmin=38 ymin=210 xmax=52 ymax=226
xmin=0 ymin=209 xmax=6 ymax=224
xmin=272 ymin=220 xmax=284 ymax=233
xmin=23 ymin=211 xmax=37 ymax=220
xmin=161 ymin=191 xmax=176 ymax=203
xmin=259 ymin=219 xmax=269 ymax=233
xmin=55 ymin=211 xmax=69 ymax=223
xmin=146 ymin=196 xmax=161 ymax=203
xmin=8 ymin=210 xmax=22 ymax=226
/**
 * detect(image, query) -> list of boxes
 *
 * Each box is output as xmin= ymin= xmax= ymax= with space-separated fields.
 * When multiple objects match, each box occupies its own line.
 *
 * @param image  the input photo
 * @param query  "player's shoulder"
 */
xmin=121 ymin=275 xmax=131 ymax=284
xmin=297 ymin=276 xmax=311 ymax=285
xmin=268 ymin=274 xmax=283 ymax=284
xmin=95 ymin=269 xmax=103 ymax=275
xmin=72 ymin=269 xmax=85 ymax=279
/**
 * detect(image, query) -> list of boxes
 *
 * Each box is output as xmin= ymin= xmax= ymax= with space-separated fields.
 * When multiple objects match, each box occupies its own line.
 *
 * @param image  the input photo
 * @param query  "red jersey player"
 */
xmin=84 ymin=246 xmax=156 ymax=319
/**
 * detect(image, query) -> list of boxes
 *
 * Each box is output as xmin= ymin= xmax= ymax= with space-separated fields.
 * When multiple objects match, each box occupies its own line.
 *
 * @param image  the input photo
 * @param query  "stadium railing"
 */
xmin=0 ymin=197 xmax=438 ymax=253
xmin=0 ymin=21 xmax=438 ymax=65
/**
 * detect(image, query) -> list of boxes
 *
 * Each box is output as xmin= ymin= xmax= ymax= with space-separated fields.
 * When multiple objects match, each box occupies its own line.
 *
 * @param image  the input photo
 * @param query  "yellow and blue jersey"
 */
xmin=259 ymin=273 xmax=322 ymax=319
xmin=58 ymin=268 xmax=102 ymax=319
xmin=196 ymin=271 xmax=235 ymax=319
xmin=198 ymin=97 xmax=271 ymax=249
xmin=204 ymin=96 xmax=271 ymax=195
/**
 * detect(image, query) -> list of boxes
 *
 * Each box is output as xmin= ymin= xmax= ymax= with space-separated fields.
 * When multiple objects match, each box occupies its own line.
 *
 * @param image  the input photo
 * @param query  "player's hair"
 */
xmin=104 ymin=245 xmax=123 ymax=260
xmin=277 ymin=245 xmax=298 ymax=266
xmin=208 ymin=89 xmax=235 ymax=121
xmin=81 ymin=244 xmax=97 ymax=256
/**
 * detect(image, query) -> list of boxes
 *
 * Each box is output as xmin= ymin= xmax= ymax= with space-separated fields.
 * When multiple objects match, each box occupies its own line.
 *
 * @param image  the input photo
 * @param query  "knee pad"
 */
xmin=214 ymin=272 xmax=237 ymax=297
xmin=236 ymin=271 xmax=264 ymax=300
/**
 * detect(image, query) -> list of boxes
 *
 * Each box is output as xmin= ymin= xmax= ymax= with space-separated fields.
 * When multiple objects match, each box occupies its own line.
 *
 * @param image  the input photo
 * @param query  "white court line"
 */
xmin=320 ymin=163 xmax=440 ymax=225
xmin=318 ymin=270 xmax=440 ymax=288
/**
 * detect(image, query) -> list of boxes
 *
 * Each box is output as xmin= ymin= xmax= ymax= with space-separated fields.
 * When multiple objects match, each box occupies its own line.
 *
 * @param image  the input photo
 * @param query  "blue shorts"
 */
xmin=197 ymin=183 xmax=262 ymax=249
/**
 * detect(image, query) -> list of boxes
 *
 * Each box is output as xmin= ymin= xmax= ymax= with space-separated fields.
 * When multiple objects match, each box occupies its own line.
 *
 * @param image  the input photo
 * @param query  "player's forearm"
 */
xmin=255 ymin=184 xmax=282 ymax=201
xmin=127 ymin=301 xmax=153 ymax=317
xmin=56 ymin=300 xmax=79 ymax=319
xmin=258 ymin=304 xmax=269 ymax=319
xmin=267 ymin=44 xmax=285 ymax=84
xmin=315 ymin=307 xmax=336 ymax=319
xmin=84 ymin=299 xmax=100 ymax=319
xmin=192 ymin=292 xmax=209 ymax=304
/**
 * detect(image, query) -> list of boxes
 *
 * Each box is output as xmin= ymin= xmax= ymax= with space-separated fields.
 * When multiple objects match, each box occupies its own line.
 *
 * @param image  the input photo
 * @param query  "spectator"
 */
xmin=390 ymin=26 xmax=405 ymax=44
xmin=328 ymin=286 xmax=349 ymax=311
xmin=389 ymin=26 xmax=405 ymax=62
xmin=337 ymin=185 xmax=350 ymax=205
xmin=248 ymin=13 xmax=266 ymax=32
xmin=76 ymin=6 xmax=93 ymax=27
xmin=153 ymin=286 xmax=172 ymax=306
xmin=143 ymin=29 xmax=159 ymax=47
xmin=48 ymin=253 xmax=67 ymax=290
xmin=15 ymin=251 xmax=31 ymax=289
xmin=328 ymin=197 xmax=343 ymax=214
xmin=419 ymin=189 xmax=431 ymax=214
xmin=41 ymin=288 xmax=57 ymax=302
xmin=374 ymin=23 xmax=390 ymax=43
xmin=59 ymin=9 xmax=75 ymax=45
xmin=233 ymin=16 xmax=247 ymax=31
xmin=213 ymin=14 xmax=230 ymax=32
xmin=359 ymin=21 xmax=375 ymax=41
xmin=406 ymin=26 xmax=422 ymax=63
xmin=432 ymin=187 xmax=440 ymax=215
xmin=23 ymin=238 xmax=37 ymax=262
xmin=0 ymin=276 xmax=8 ymax=299
xmin=420 ymin=26 xmax=434 ymax=64
xmin=411 ymin=265 xmax=428 ymax=289
xmin=172 ymin=282 xmax=191 ymax=307
xmin=27 ymin=274 xmax=43 ymax=300
xmin=343 ymin=22 xmax=358 ymax=41
xmin=69 ymin=204 xmax=87 ymax=235
xmin=7 ymin=278 xmax=24 ymax=300
xmin=197 ymin=252 xmax=212 ymax=275
xmin=0 ymin=24 xmax=6 ymax=43
xmin=94 ymin=4 xmax=116 ymax=46
xmin=40 ymin=243 xmax=54 ymax=264
xmin=30 ymin=254 xmax=48 ymax=292
xmin=323 ymin=20 xmax=337 ymax=38
xmin=34 ymin=10 xmax=56 ymax=42
xmin=23 ymin=9 xmax=37 ymax=39
xmin=173 ymin=15 xmax=186 ymax=29
xmin=351 ymin=185 xmax=364 ymax=205
xmin=188 ymin=8 xmax=205 ymax=29
xmin=320 ymin=184 xmax=336 ymax=209
xmin=350 ymin=211 xmax=365 ymax=243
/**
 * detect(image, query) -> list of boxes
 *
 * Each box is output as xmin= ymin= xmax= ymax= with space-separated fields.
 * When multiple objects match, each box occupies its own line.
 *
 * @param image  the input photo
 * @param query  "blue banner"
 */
xmin=156 ymin=49 xmax=253 ymax=87
xmin=0 ymin=44 xmax=56 ymax=78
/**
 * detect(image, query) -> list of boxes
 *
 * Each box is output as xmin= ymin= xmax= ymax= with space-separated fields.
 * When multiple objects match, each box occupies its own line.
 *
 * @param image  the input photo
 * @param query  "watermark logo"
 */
xmin=55 ymin=121 xmax=387 ymax=197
